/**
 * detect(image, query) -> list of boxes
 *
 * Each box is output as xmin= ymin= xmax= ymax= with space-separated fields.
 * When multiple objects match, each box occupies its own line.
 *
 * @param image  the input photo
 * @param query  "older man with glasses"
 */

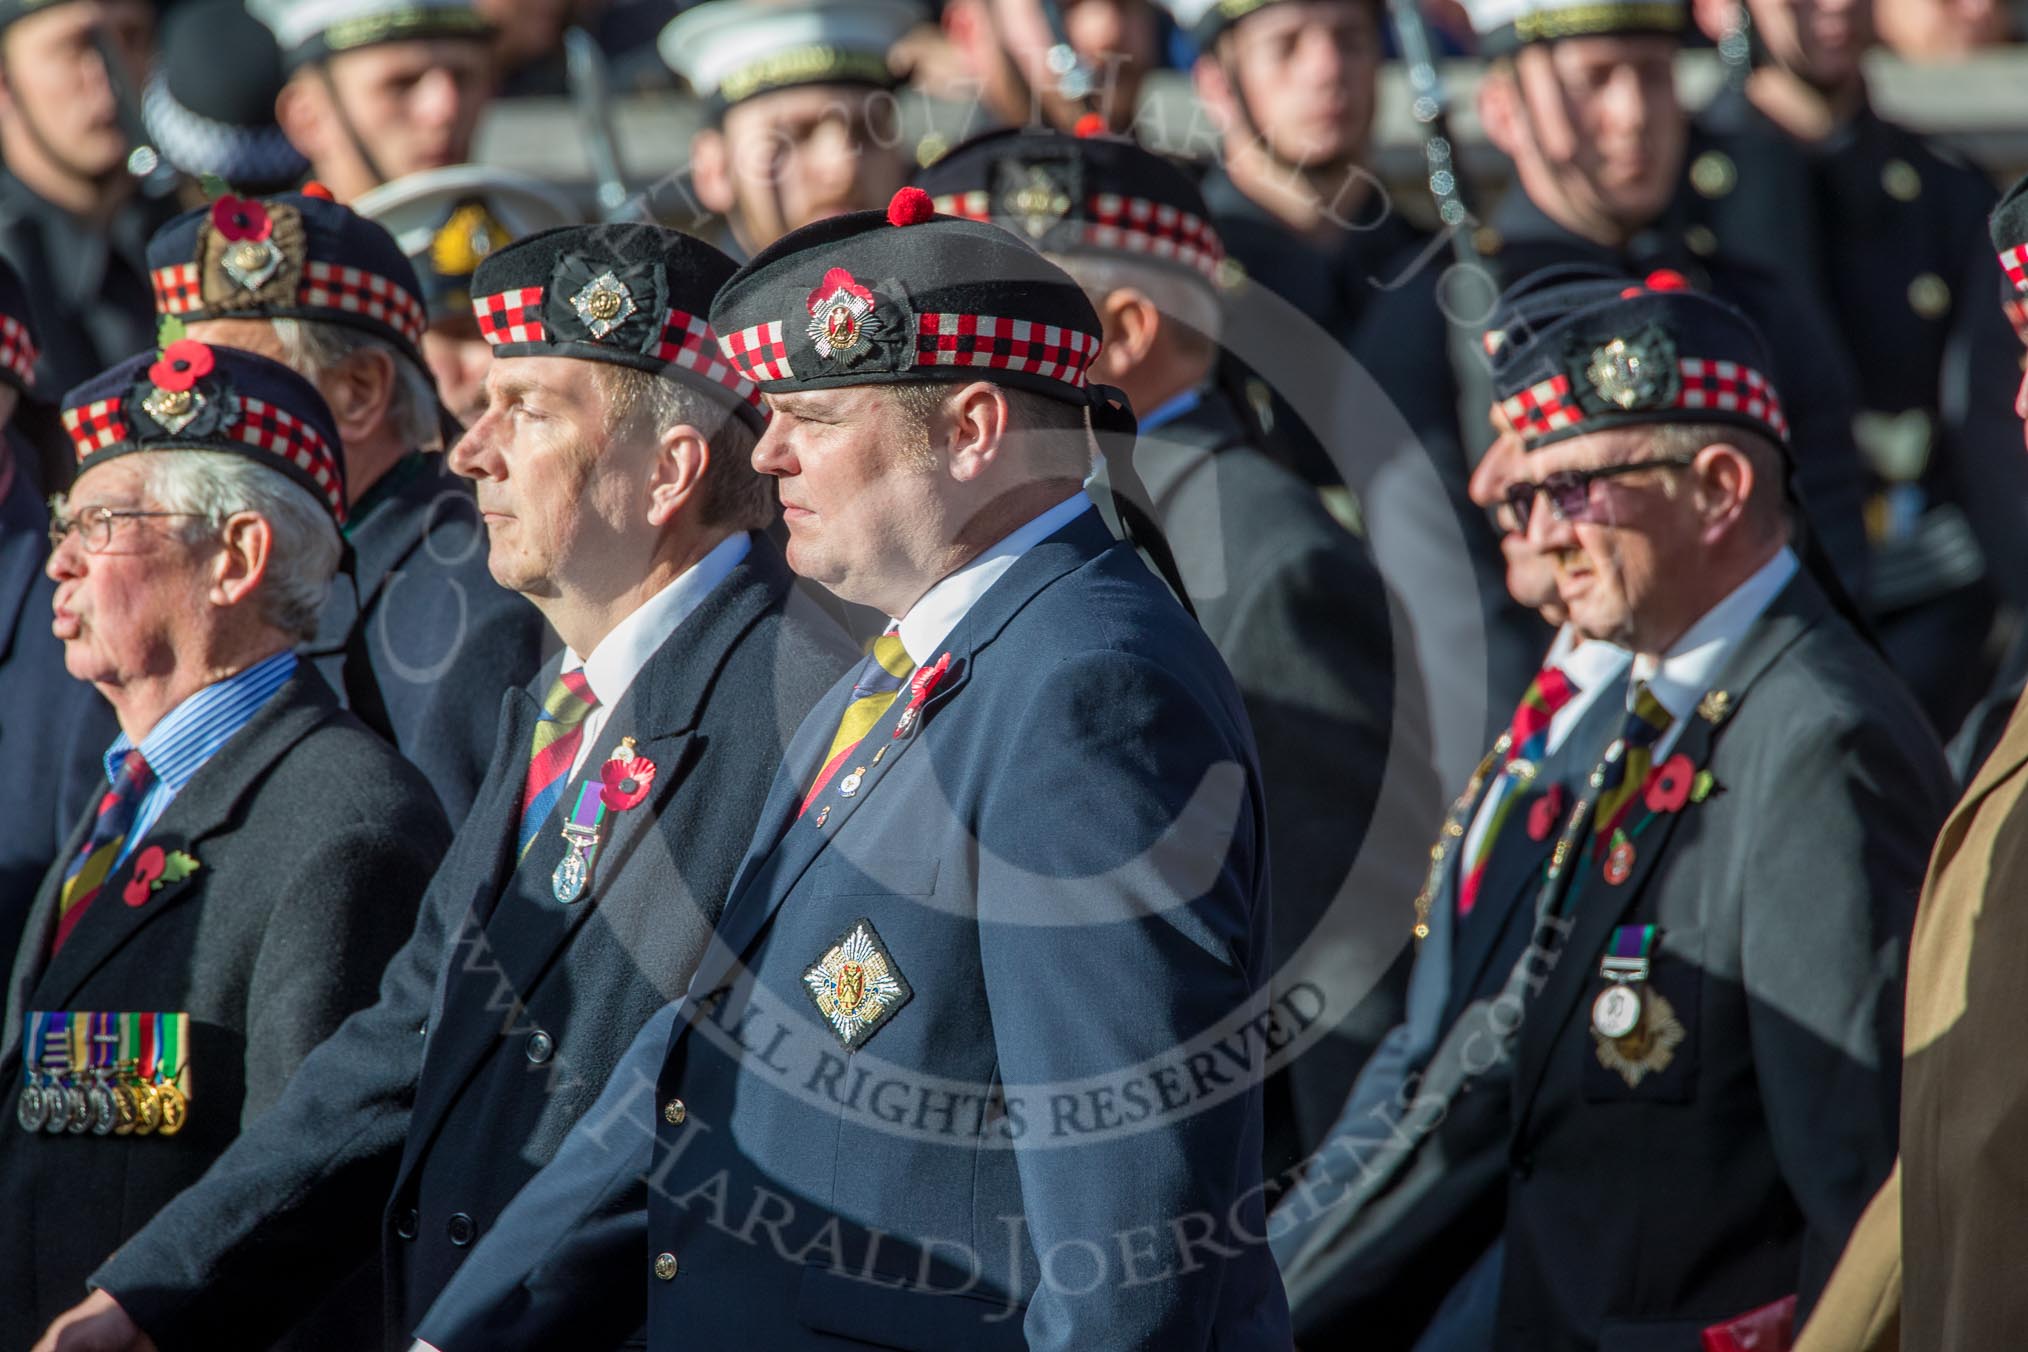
xmin=0 ymin=338 xmax=450 ymax=1349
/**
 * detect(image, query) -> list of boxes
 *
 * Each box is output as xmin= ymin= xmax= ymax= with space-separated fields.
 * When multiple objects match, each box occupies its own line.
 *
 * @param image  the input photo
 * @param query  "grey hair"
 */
xmin=144 ymin=450 xmax=342 ymax=643
xmin=1047 ymin=253 xmax=1224 ymax=352
xmin=594 ymin=365 xmax=772 ymax=531
xmin=1646 ymin=421 xmax=1793 ymax=537
xmin=269 ymin=317 xmax=441 ymax=451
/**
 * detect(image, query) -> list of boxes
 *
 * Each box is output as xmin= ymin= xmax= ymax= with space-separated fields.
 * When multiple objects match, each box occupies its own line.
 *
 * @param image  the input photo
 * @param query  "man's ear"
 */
xmin=1478 ymin=62 xmax=1523 ymax=161
xmin=690 ymin=129 xmax=735 ymax=217
xmin=274 ymin=74 xmax=329 ymax=166
xmin=646 ymin=424 xmax=710 ymax=527
xmin=1693 ymin=442 xmax=1755 ymax=542
xmin=211 ymin=511 xmax=274 ymax=610
xmin=944 ymin=380 xmax=1010 ymax=484
xmin=316 ymin=347 xmax=399 ymax=449
xmin=1191 ymin=51 xmax=1235 ymax=135
xmin=1093 ymin=288 xmax=1160 ymax=382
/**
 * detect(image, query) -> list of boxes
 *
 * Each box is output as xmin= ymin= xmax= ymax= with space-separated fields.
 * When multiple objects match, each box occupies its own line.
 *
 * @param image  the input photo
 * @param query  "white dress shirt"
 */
xmin=893 ymin=493 xmax=1092 ymax=665
xmin=1632 ymin=545 xmax=1798 ymax=759
xmin=561 ymin=531 xmax=751 ymax=774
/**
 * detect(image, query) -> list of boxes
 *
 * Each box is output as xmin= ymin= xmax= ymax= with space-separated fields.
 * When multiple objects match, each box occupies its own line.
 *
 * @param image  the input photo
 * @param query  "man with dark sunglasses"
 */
xmin=1440 ymin=274 xmax=1942 ymax=1347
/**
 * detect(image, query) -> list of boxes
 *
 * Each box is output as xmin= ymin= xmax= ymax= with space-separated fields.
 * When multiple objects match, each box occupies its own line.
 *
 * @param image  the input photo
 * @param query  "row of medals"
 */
xmin=17 ymin=1069 xmax=187 ymax=1137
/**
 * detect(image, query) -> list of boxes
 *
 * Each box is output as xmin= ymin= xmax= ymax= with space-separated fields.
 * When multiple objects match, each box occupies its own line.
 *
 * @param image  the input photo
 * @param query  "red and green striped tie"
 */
xmin=52 ymin=749 xmax=154 ymax=955
xmin=1458 ymin=665 xmax=1579 ymax=915
xmin=517 ymin=669 xmax=599 ymax=859
xmin=799 ymin=630 xmax=914 ymax=817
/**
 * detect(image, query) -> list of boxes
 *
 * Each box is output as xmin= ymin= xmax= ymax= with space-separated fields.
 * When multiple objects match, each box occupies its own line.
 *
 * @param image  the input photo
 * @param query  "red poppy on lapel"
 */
xmin=1528 ymin=783 xmax=1569 ymax=842
xmin=600 ymin=751 xmax=657 ymax=811
xmin=122 ymin=846 xmax=200 ymax=907
xmin=1643 ymin=753 xmax=1696 ymax=814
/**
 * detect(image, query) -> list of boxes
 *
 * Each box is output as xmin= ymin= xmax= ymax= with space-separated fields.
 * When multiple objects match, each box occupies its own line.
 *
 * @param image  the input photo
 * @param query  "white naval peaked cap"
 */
xmin=249 ymin=0 xmax=491 ymax=69
xmin=658 ymin=0 xmax=924 ymax=110
xmin=1465 ymin=0 xmax=1684 ymax=54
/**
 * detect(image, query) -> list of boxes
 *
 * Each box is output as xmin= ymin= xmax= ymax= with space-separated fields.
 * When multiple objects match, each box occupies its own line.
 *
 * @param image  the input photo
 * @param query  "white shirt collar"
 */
xmin=1631 ymin=545 xmax=1798 ymax=728
xmin=895 ymin=494 xmax=1092 ymax=665
xmin=566 ymin=532 xmax=752 ymax=706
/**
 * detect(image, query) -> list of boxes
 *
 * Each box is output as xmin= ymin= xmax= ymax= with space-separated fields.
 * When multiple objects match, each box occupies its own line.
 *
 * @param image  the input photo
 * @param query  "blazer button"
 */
xmin=447 ymin=1213 xmax=476 ymax=1247
xmin=1511 ymin=1154 xmax=1534 ymax=1180
xmin=662 ymin=1098 xmax=687 ymax=1126
xmin=654 ymin=1252 xmax=680 ymax=1281
xmin=394 ymin=1208 xmax=419 ymax=1241
xmin=525 ymin=1030 xmax=554 ymax=1064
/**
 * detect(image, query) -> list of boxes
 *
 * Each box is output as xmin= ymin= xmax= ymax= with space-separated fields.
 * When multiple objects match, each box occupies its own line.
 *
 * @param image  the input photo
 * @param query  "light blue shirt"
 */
xmin=1137 ymin=387 xmax=1204 ymax=434
xmin=102 ymin=649 xmax=298 ymax=866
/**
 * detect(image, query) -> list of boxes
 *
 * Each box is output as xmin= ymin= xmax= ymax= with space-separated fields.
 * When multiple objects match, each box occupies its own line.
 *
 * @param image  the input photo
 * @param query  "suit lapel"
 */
xmin=685 ymin=512 xmax=1117 ymax=1007
xmin=1510 ymin=575 xmax=1824 ymax=1124
xmin=20 ymin=672 xmax=336 ymax=1016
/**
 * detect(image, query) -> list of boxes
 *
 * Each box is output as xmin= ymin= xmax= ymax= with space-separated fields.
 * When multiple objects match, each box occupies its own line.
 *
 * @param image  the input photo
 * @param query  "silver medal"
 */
xmin=16 ymin=1083 xmax=45 ymax=1133
xmin=552 ymin=848 xmax=589 ymax=905
xmin=1592 ymin=983 xmax=1644 ymax=1041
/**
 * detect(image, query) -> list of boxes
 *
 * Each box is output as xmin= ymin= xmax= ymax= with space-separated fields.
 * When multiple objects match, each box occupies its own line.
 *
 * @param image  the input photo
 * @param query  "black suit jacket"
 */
xmin=0 ymin=666 xmax=450 ymax=1348
xmin=311 ymin=453 xmax=551 ymax=824
xmin=0 ymin=469 xmax=117 ymax=946
xmin=1496 ymin=572 xmax=1951 ymax=1349
xmin=93 ymin=535 xmax=854 ymax=1350
xmin=1131 ymin=393 xmax=1444 ymax=1174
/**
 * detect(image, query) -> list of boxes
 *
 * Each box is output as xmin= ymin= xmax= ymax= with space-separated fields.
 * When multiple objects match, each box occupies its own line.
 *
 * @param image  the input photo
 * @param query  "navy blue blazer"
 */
xmin=417 ymin=508 xmax=1293 ymax=1351
xmin=0 ymin=468 xmax=116 ymax=947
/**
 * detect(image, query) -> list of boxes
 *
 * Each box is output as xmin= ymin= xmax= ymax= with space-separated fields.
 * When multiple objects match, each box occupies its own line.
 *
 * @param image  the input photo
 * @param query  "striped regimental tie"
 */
xmin=1458 ymin=664 xmax=1582 ymax=916
xmin=517 ymin=669 xmax=600 ymax=859
xmin=799 ymin=630 xmax=914 ymax=817
xmin=1589 ymin=681 xmax=1675 ymax=849
xmin=52 ymin=749 xmax=154 ymax=955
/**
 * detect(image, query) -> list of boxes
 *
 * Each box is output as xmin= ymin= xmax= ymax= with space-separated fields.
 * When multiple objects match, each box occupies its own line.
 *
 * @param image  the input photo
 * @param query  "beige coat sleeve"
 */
xmin=1793 ymin=1157 xmax=1902 ymax=1352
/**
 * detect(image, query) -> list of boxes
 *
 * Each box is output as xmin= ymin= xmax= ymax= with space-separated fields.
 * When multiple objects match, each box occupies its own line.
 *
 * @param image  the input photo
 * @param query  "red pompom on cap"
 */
xmin=887 ymin=187 xmax=935 ymax=227
xmin=1073 ymin=112 xmax=1107 ymax=139
xmin=300 ymin=181 xmax=335 ymax=201
xmin=1645 ymin=268 xmax=1689 ymax=291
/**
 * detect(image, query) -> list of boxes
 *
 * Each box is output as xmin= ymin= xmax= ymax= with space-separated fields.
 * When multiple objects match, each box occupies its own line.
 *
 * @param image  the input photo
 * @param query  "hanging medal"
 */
xmin=87 ymin=1012 xmax=121 ymax=1135
xmin=16 ymin=1011 xmax=50 ymax=1133
xmin=62 ymin=1012 xmax=92 ymax=1134
xmin=553 ymin=738 xmax=657 ymax=905
xmin=1591 ymin=924 xmax=1655 ymax=1039
xmin=153 ymin=1012 xmax=188 ymax=1136
xmin=552 ymin=781 xmax=607 ymax=904
xmin=127 ymin=1011 xmax=161 ymax=1136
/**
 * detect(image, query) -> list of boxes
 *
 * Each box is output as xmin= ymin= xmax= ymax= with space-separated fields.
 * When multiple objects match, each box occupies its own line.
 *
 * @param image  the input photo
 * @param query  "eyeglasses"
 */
xmin=1502 ymin=456 xmax=1699 ymax=529
xmin=46 ymin=502 xmax=200 ymax=554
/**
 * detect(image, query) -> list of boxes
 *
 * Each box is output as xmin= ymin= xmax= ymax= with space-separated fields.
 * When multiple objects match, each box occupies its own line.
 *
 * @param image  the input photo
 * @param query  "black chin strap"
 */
xmin=317 ymin=63 xmax=393 ymax=193
xmin=335 ymin=539 xmax=397 ymax=741
xmin=1085 ymin=383 xmax=1196 ymax=621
